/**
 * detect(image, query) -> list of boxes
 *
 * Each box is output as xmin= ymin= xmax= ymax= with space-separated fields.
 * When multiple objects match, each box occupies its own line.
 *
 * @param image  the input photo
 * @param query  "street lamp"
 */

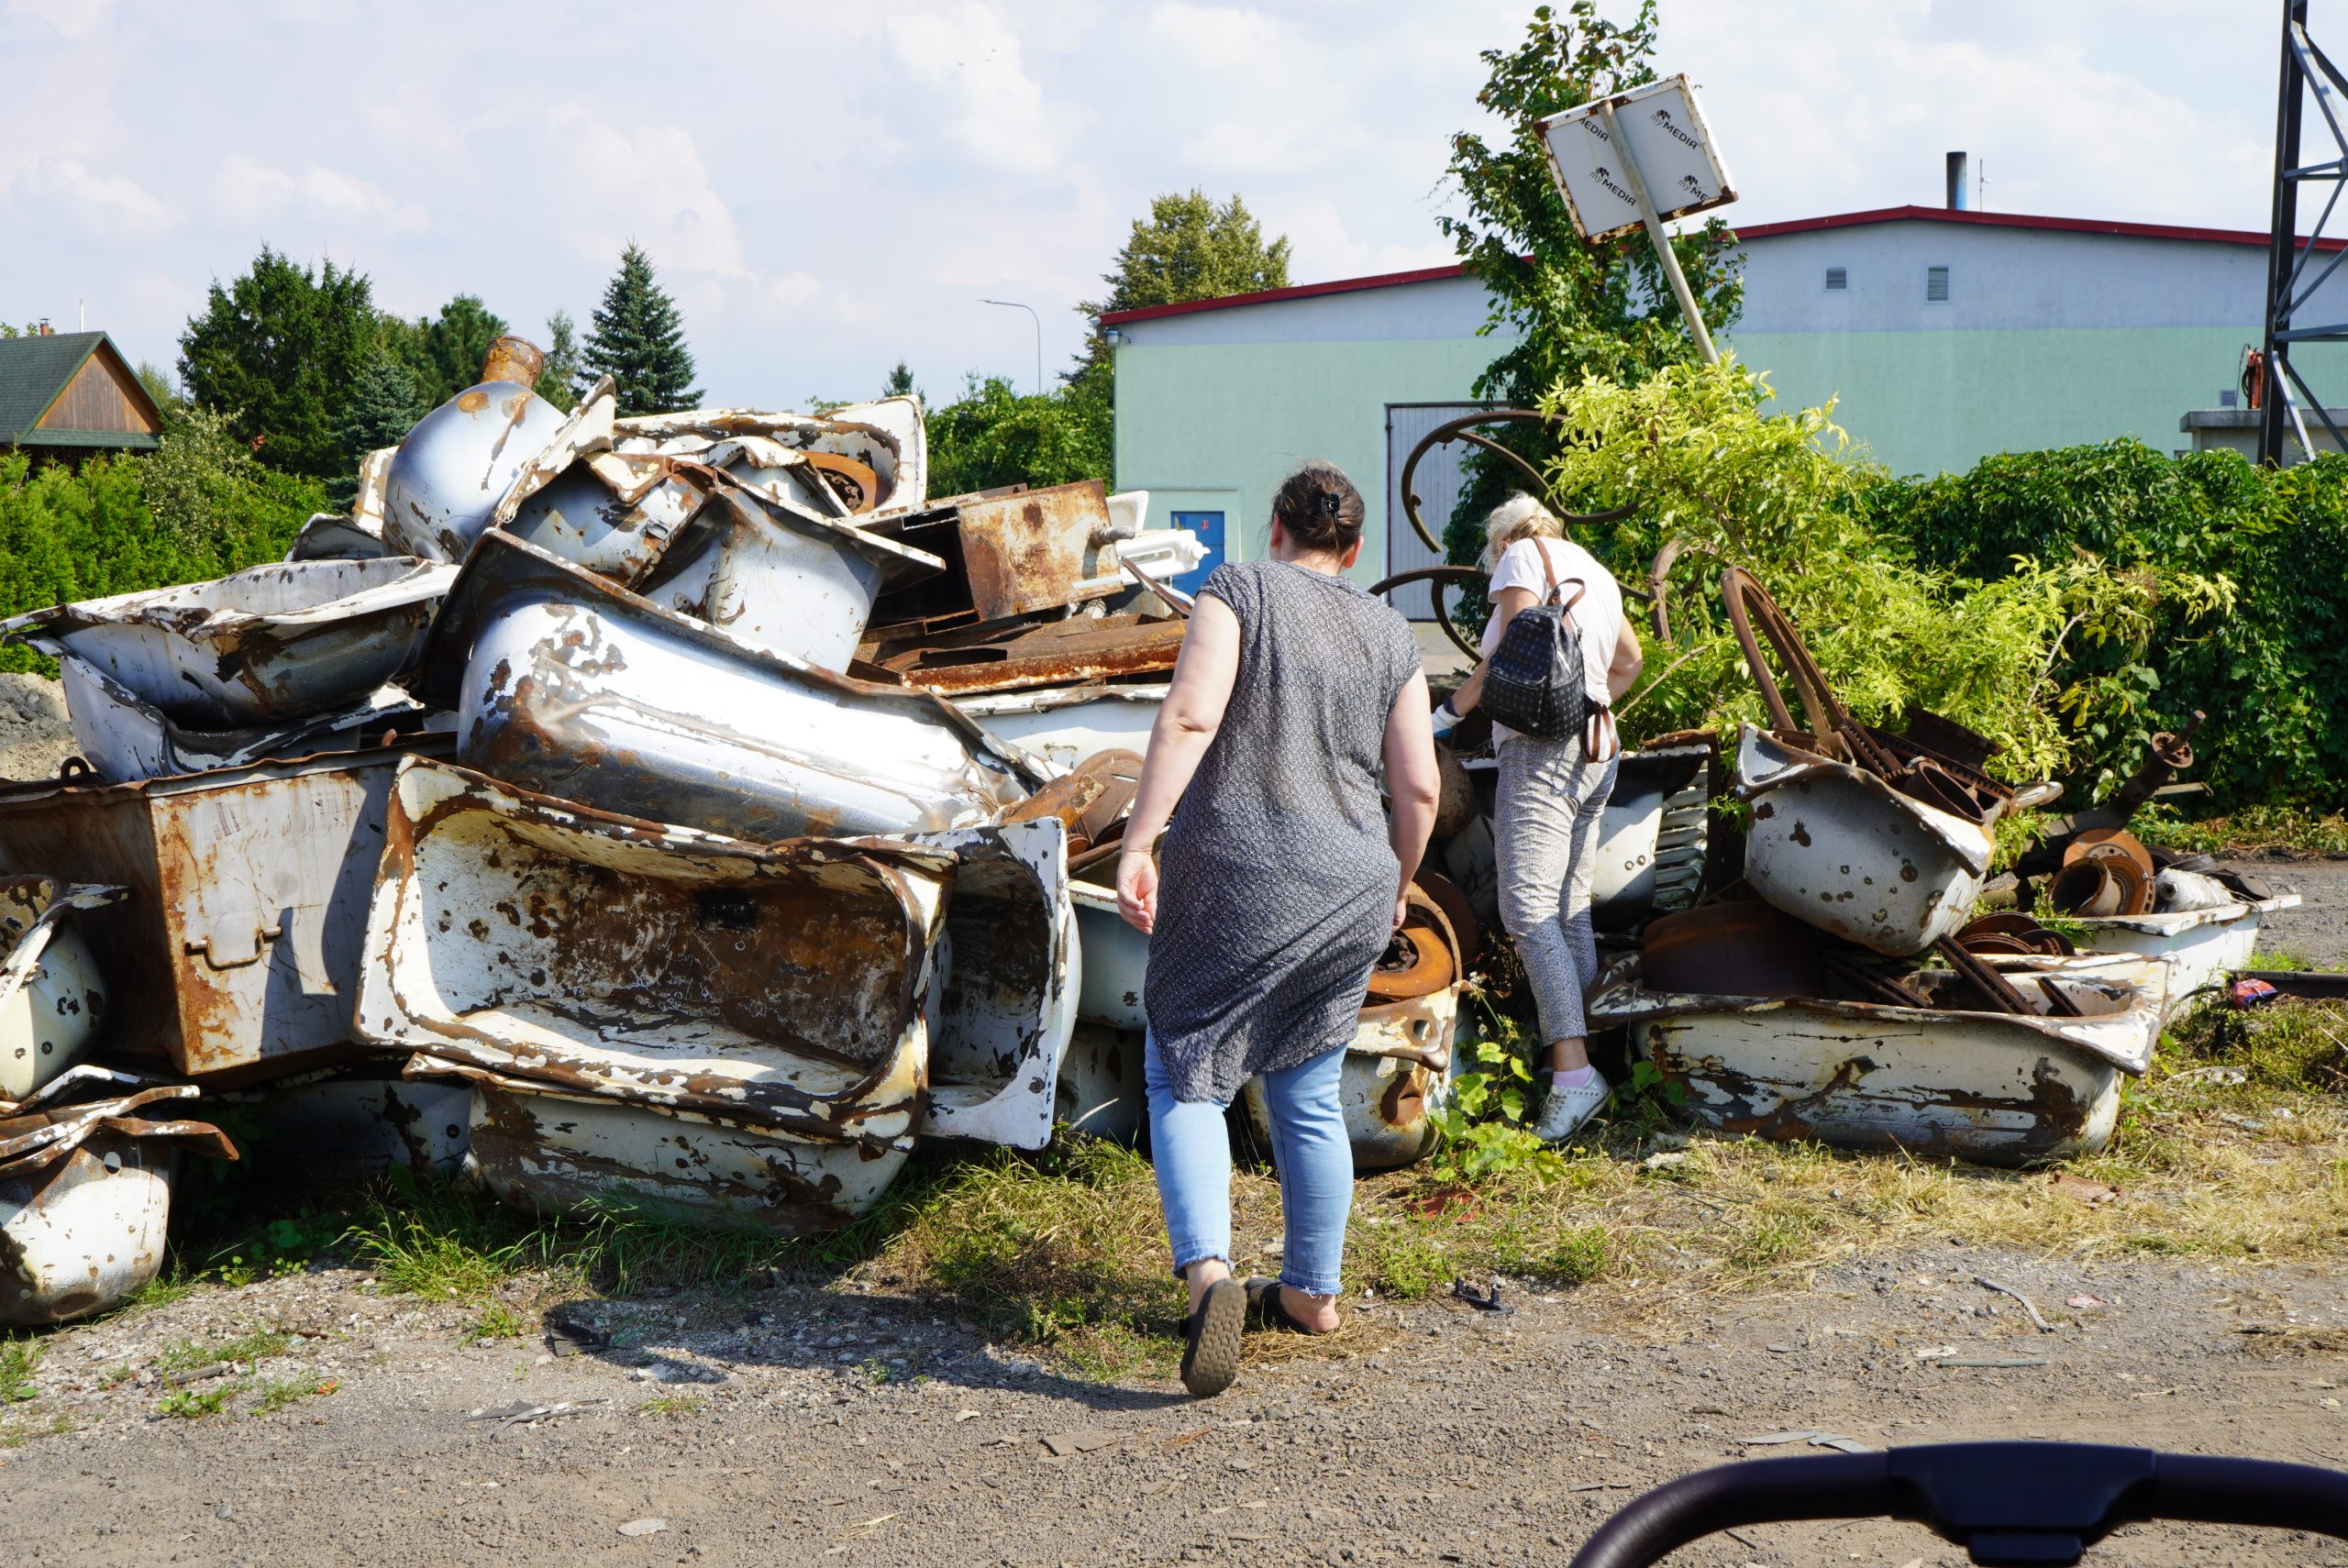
xmin=980 ymin=298 xmax=1043 ymax=396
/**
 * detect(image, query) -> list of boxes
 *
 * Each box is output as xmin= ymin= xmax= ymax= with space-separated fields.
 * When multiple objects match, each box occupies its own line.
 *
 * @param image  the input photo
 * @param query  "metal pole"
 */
xmin=2261 ymin=0 xmax=2310 ymax=466
xmin=980 ymin=299 xmax=1044 ymax=396
xmin=1599 ymin=101 xmax=1719 ymax=366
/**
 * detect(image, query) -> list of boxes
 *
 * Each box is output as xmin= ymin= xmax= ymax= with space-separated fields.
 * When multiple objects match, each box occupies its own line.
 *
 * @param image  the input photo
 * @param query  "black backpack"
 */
xmin=1481 ymin=542 xmax=1594 ymax=741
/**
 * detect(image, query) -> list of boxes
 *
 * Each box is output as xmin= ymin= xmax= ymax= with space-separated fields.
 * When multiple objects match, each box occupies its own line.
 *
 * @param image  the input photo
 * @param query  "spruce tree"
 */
xmin=581 ymin=244 xmax=702 ymax=415
xmin=538 ymin=310 xmax=581 ymax=411
xmin=328 ymin=353 xmax=428 ymax=509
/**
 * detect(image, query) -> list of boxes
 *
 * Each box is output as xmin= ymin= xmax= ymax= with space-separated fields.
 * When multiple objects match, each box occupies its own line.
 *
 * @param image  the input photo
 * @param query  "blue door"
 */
xmin=1168 ymin=510 xmax=1224 ymax=596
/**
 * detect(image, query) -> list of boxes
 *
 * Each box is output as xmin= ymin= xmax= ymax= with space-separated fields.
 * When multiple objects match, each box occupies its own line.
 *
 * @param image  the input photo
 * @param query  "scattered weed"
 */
xmin=1 ymin=1338 xmax=38 ymax=1403
xmin=250 ymin=1375 xmax=336 ymax=1417
xmin=2133 ymin=801 xmax=2348 ymax=857
xmin=2169 ymin=997 xmax=2348 ymax=1094
xmin=637 ymin=1394 xmax=705 ymax=1419
xmin=462 ymin=1303 xmax=530 ymax=1343
xmin=158 ymin=1385 xmax=235 ymax=1419
xmin=156 ymin=1326 xmax=294 ymax=1375
xmin=0 ymin=1412 xmax=72 ymax=1448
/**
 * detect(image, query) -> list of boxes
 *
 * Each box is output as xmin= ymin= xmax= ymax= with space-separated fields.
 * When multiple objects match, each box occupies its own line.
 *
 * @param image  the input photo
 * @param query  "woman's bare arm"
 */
xmin=1382 ymin=670 xmax=1441 ymax=928
xmin=1606 ymin=614 xmax=1645 ymax=701
xmin=1115 ymin=595 xmax=1242 ymax=933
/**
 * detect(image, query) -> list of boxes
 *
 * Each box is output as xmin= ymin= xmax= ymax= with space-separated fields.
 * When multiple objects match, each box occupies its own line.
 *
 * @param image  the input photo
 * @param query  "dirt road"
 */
xmin=4 ymin=1247 xmax=2343 ymax=1567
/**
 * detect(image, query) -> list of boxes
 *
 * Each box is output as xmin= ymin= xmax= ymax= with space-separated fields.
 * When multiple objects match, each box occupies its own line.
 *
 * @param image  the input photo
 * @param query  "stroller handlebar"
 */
xmin=1567 ymin=1443 xmax=2348 ymax=1568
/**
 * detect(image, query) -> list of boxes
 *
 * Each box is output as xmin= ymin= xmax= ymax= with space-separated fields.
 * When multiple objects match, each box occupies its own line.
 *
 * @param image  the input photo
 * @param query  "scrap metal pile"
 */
xmin=0 ymin=337 xmax=1477 ymax=1325
xmin=1590 ymin=569 xmax=2295 ymax=1167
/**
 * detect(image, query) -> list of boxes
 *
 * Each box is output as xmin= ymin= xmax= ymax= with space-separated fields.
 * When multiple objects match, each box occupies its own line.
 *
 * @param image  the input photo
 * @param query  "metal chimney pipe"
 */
xmin=1946 ymin=151 xmax=1971 ymax=211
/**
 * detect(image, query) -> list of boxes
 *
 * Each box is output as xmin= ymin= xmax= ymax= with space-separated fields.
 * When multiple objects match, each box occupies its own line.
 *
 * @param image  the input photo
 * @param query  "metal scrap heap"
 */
xmin=0 ymin=337 xmax=1475 ymax=1325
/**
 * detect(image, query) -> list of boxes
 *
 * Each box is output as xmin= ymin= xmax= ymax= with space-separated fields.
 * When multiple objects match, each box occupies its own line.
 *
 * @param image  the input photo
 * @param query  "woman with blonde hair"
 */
xmin=1433 ymin=494 xmax=1644 ymax=1142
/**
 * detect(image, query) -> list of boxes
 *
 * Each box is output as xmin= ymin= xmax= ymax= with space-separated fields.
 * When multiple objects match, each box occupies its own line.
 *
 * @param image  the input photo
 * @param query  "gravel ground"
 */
xmin=2 ymin=1249 xmax=2343 ymax=1567
xmin=2251 ymin=857 xmax=2348 ymax=969
xmin=0 ymin=671 xmax=72 ymax=783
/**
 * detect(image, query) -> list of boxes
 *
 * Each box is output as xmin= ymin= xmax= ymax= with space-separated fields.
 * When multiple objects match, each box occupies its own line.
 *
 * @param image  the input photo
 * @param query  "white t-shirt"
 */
xmin=1479 ymin=536 xmax=1624 ymax=748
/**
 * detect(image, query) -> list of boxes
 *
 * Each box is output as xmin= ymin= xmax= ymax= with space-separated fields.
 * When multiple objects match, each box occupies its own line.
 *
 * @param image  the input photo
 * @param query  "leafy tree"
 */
xmin=883 ymin=360 xmax=916 ymax=399
xmin=134 ymin=361 xmax=184 ymax=418
xmin=375 ymin=294 xmax=511 ymax=407
xmin=177 ymin=248 xmax=380 ymax=479
xmin=1073 ymin=190 xmax=1290 ymax=382
xmin=581 ymin=244 xmax=701 ymax=415
xmin=926 ymin=372 xmax=1110 ymax=499
xmin=537 ymin=310 xmax=581 ymax=411
xmin=327 ymin=354 xmax=429 ymax=508
xmin=1438 ymin=2 xmax=1744 ymax=569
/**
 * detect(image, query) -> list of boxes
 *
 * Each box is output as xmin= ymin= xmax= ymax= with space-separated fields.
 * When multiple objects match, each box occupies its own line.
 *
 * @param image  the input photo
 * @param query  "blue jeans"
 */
xmin=1144 ymin=1032 xmax=1352 ymax=1297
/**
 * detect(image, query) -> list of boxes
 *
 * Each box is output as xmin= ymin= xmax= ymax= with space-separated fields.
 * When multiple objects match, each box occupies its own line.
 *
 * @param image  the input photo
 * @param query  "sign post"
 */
xmin=1536 ymin=74 xmax=1736 ymax=365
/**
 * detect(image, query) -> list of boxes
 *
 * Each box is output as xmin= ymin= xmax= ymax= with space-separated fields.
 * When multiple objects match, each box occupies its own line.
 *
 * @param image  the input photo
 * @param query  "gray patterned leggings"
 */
xmin=1494 ymin=732 xmax=1619 ymax=1043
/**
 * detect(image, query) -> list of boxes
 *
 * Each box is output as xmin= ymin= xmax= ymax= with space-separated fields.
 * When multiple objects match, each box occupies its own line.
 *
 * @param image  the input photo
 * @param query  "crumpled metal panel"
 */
xmin=286 ymin=513 xmax=395 ymax=562
xmin=1589 ymin=951 xmax=2171 ymax=1165
xmin=868 ymin=613 xmax=1188 ymax=697
xmin=4 ymin=558 xmax=455 ymax=729
xmin=910 ymin=819 xmax=1079 ymax=1150
xmin=1734 ymin=724 xmax=1995 ymax=956
xmin=2066 ymin=893 xmax=2299 ymax=1018
xmin=382 ymin=379 xmax=569 ymax=562
xmin=613 ymin=396 xmax=925 ymax=518
xmin=415 ymin=530 xmax=1036 ymax=843
xmin=1055 ymin=1023 xmax=1144 ymax=1143
xmin=0 ymin=878 xmax=126 ymax=1101
xmin=638 ymin=485 xmax=942 ymax=671
xmin=0 ymin=1077 xmax=237 ymax=1325
xmin=355 ymin=757 xmax=944 ymax=1143
xmin=955 ymin=686 xmax=1166 ymax=773
xmin=866 ymin=481 xmax=1129 ymax=633
xmin=56 ymin=654 xmax=435 ymax=784
xmin=0 ymin=734 xmax=452 ymax=1081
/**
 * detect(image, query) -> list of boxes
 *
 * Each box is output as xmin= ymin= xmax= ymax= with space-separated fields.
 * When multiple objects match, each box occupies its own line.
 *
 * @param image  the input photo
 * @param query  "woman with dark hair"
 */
xmin=1116 ymin=460 xmax=1442 ymax=1398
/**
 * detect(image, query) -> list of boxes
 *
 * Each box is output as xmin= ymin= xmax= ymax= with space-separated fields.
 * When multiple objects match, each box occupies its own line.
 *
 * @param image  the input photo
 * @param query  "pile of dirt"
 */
xmin=0 ymin=670 xmax=73 ymax=782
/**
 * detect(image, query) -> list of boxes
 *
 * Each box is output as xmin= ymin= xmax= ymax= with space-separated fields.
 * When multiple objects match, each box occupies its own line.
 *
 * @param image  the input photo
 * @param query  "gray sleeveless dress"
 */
xmin=1144 ymin=560 xmax=1424 ymax=1104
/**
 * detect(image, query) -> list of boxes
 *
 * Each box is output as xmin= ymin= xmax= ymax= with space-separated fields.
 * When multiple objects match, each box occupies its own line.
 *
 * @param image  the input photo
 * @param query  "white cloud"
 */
xmin=6 ymin=0 xmax=116 ymax=42
xmin=10 ymin=155 xmax=173 ymax=237
xmin=213 ymin=154 xmax=427 ymax=234
xmin=886 ymin=2 xmax=1068 ymax=175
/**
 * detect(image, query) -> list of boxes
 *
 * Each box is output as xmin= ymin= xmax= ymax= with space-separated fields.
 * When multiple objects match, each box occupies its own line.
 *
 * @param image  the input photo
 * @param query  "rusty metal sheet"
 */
xmin=0 ymin=878 xmax=126 ymax=1101
xmin=415 ymin=530 xmax=1036 ymax=843
xmin=613 ymin=396 xmax=925 ymax=519
xmin=866 ymin=481 xmax=1125 ymax=632
xmin=56 ymin=654 xmax=435 ymax=784
xmin=4 ymin=558 xmax=456 ymax=729
xmin=0 ymin=734 xmax=454 ymax=1081
xmin=1734 ymin=723 xmax=1996 ymax=957
xmin=1589 ymin=951 xmax=2171 ymax=1166
xmin=868 ymin=613 xmax=1187 ymax=698
xmin=637 ymin=484 xmax=942 ymax=671
xmin=382 ymin=378 xmax=569 ymax=562
xmin=355 ymin=757 xmax=942 ymax=1143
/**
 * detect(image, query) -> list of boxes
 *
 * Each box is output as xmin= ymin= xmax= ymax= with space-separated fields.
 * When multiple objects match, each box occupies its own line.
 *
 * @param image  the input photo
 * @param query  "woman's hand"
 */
xmin=1393 ymin=891 xmax=1410 ymax=932
xmin=1117 ymin=849 xmax=1159 ymax=933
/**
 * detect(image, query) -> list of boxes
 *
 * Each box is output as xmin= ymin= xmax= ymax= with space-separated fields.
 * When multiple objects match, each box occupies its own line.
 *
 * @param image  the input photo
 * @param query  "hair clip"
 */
xmin=1316 ymin=491 xmax=1341 ymax=518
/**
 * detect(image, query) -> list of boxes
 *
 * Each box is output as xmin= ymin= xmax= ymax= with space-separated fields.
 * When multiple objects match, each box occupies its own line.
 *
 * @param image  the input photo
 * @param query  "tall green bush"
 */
xmin=0 ymin=426 xmax=327 ymax=676
xmin=1866 ymin=441 xmax=2348 ymax=810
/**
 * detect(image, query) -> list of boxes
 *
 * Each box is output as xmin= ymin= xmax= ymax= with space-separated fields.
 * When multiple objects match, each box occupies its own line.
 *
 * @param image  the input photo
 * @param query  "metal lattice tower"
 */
xmin=2260 ymin=0 xmax=2348 ymax=464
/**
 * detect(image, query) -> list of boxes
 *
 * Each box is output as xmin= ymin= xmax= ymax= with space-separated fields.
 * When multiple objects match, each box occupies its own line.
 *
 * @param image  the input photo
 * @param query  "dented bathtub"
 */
xmin=2065 ymin=894 xmax=2299 ymax=1016
xmin=0 ymin=878 xmax=126 ymax=1101
xmin=357 ymin=759 xmax=1073 ymax=1230
xmin=57 ymin=654 xmax=434 ymax=784
xmin=1734 ymin=724 xmax=1996 ymax=956
xmin=3 ymin=558 xmax=455 ymax=729
xmin=1590 ymin=951 xmax=2172 ymax=1165
xmin=413 ymin=529 xmax=1037 ymax=843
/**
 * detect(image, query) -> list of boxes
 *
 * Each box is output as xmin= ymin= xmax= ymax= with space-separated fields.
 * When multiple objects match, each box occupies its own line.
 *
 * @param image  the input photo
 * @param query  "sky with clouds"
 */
xmin=0 ymin=0 xmax=2299 ymax=406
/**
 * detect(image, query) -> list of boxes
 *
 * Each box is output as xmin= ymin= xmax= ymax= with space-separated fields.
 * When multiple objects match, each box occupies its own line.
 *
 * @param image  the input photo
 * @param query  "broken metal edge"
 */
xmin=2066 ymin=892 xmax=2300 ymax=937
xmin=1589 ymin=951 xmax=2174 ymax=1076
xmin=1733 ymin=723 xmax=1997 ymax=876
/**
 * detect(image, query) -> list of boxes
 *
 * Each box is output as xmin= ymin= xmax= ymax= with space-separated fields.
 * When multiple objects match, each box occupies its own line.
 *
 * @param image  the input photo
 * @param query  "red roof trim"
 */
xmin=1099 ymin=206 xmax=2345 ymax=325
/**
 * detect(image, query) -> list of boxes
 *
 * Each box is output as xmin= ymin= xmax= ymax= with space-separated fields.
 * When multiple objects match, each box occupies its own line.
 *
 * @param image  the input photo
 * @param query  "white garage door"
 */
xmin=1384 ymin=403 xmax=1490 ymax=621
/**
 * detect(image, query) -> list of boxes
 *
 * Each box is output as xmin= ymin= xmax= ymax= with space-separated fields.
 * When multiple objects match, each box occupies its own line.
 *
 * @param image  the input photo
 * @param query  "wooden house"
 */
xmin=0 ymin=330 xmax=162 ymax=463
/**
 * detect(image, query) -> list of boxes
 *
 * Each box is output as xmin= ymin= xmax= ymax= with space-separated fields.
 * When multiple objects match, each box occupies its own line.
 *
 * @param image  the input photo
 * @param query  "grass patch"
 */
xmin=250 ymin=1375 xmax=337 ymax=1417
xmin=156 ymin=1326 xmax=294 ymax=1376
xmin=461 ymin=1303 xmax=530 ymax=1342
xmin=2133 ymin=801 xmax=2348 ymax=857
xmin=2170 ymin=996 xmax=2348 ymax=1094
xmin=158 ymin=1385 xmax=236 ymax=1419
xmin=637 ymin=1393 xmax=705 ymax=1419
xmin=0 ymin=1412 xmax=72 ymax=1448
